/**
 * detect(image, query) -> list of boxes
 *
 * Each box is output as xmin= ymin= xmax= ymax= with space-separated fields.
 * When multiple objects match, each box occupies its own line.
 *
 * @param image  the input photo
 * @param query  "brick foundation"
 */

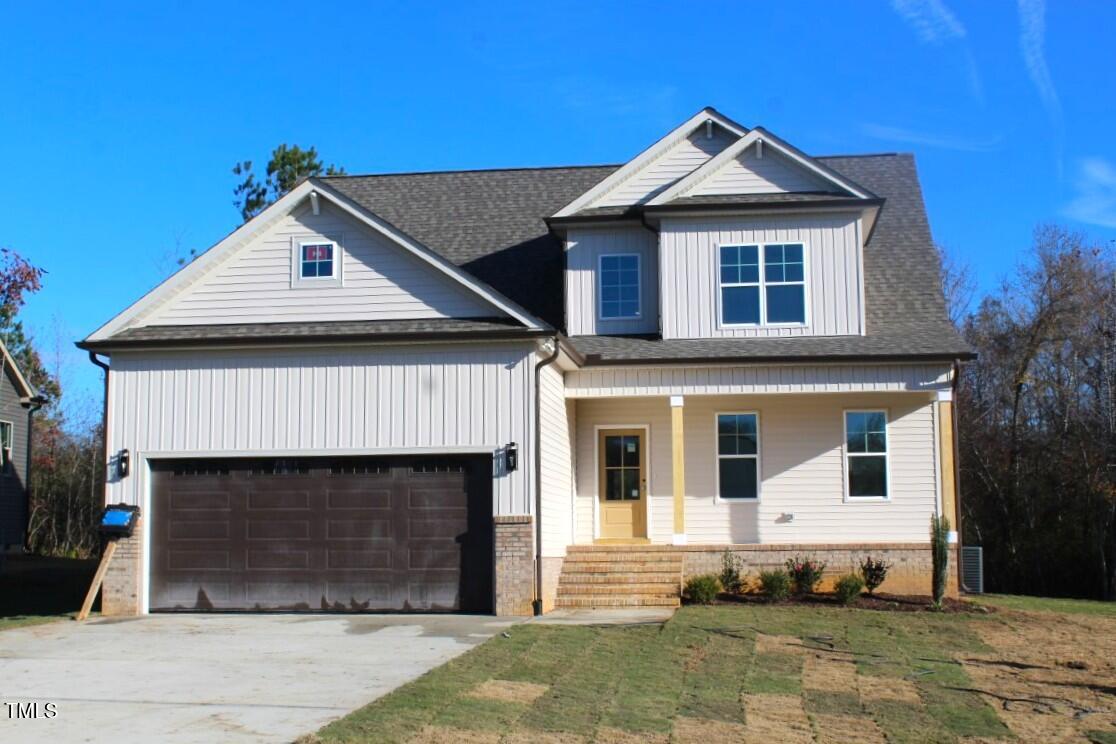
xmin=494 ymin=515 xmax=535 ymax=616
xmin=680 ymin=543 xmax=959 ymax=598
xmin=101 ymin=518 xmax=144 ymax=616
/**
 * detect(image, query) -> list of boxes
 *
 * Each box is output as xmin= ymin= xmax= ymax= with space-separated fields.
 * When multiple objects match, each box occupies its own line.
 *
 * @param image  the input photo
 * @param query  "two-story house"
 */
xmin=79 ymin=107 xmax=971 ymax=616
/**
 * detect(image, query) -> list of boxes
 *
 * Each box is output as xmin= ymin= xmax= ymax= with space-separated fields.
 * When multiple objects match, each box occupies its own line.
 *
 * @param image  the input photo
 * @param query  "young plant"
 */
xmin=758 ymin=569 xmax=792 ymax=601
xmin=834 ymin=573 xmax=865 ymax=605
xmin=685 ymin=574 xmax=721 ymax=605
xmin=859 ymin=556 xmax=891 ymax=595
xmin=785 ymin=555 xmax=827 ymax=595
xmin=719 ymin=549 xmax=744 ymax=594
xmin=930 ymin=514 xmax=951 ymax=609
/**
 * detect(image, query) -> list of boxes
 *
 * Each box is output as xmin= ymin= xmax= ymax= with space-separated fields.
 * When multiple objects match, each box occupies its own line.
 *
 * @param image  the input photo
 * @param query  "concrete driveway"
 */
xmin=0 ymin=613 xmax=517 ymax=743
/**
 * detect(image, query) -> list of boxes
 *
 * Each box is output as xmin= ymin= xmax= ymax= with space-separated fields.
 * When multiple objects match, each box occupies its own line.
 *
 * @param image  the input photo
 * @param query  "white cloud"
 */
xmin=1018 ymin=0 xmax=1064 ymax=172
xmin=861 ymin=123 xmax=1002 ymax=152
xmin=891 ymin=0 xmax=966 ymax=43
xmin=1063 ymin=158 xmax=1116 ymax=228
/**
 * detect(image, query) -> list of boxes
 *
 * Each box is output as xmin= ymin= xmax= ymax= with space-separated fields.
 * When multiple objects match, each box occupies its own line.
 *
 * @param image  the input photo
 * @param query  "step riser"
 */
xmin=555 ymin=598 xmax=681 ymax=608
xmin=557 ymin=585 xmax=679 ymax=596
xmin=558 ymin=573 xmax=680 ymax=584
xmin=564 ymin=553 xmax=682 ymax=563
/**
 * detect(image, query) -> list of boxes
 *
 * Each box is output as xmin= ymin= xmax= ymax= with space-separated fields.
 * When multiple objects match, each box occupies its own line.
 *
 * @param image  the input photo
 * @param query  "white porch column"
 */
xmin=670 ymin=395 xmax=687 ymax=545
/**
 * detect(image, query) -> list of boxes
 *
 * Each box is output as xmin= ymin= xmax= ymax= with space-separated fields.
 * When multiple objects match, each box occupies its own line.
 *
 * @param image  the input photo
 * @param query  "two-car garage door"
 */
xmin=148 ymin=456 xmax=494 ymax=613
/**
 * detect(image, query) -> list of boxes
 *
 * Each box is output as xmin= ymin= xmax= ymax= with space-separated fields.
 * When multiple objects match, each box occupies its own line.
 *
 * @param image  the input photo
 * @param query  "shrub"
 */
xmin=931 ymin=514 xmax=951 ymax=609
xmin=834 ymin=573 xmax=865 ymax=605
xmin=785 ymin=555 xmax=827 ymax=595
xmin=758 ymin=569 xmax=792 ymax=601
xmin=685 ymin=574 xmax=721 ymax=605
xmin=859 ymin=556 xmax=891 ymax=595
xmin=719 ymin=549 xmax=744 ymax=594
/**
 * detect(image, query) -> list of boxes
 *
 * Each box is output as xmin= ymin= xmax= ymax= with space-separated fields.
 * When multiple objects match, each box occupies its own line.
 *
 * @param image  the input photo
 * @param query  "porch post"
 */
xmin=670 ymin=395 xmax=687 ymax=545
xmin=936 ymin=391 xmax=959 ymax=541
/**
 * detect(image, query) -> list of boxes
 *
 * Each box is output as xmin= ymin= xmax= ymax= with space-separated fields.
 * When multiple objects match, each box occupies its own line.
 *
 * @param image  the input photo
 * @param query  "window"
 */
xmin=719 ymin=242 xmax=807 ymax=326
xmin=1 ymin=421 xmax=14 ymax=470
xmin=716 ymin=413 xmax=759 ymax=500
xmin=299 ymin=241 xmax=336 ymax=279
xmin=844 ymin=411 xmax=889 ymax=499
xmin=599 ymin=254 xmax=641 ymax=319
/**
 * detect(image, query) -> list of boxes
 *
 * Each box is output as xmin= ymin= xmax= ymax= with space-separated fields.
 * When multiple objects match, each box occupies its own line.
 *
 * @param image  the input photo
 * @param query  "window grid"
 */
xmin=844 ymin=410 xmax=889 ymax=499
xmin=598 ymin=254 xmax=641 ymax=320
xmin=715 ymin=413 xmax=760 ymax=501
xmin=719 ymin=242 xmax=807 ymax=327
xmin=300 ymin=242 xmax=335 ymax=279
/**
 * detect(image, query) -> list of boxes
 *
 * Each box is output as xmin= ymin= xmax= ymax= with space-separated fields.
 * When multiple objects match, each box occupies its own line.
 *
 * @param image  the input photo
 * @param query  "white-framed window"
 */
xmin=844 ymin=410 xmax=890 ymax=500
xmin=0 ymin=421 xmax=12 ymax=470
xmin=292 ymin=237 xmax=343 ymax=287
xmin=715 ymin=412 xmax=760 ymax=500
xmin=598 ymin=254 xmax=641 ymax=320
xmin=718 ymin=242 xmax=807 ymax=326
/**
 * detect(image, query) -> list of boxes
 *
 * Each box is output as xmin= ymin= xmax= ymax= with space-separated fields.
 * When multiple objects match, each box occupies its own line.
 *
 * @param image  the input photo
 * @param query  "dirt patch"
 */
xmin=802 ymin=655 xmax=858 ymax=693
xmin=592 ymin=726 xmax=669 ymax=743
xmin=501 ymin=731 xmax=587 ymax=743
xmin=683 ymin=642 xmax=707 ymax=672
xmin=715 ymin=592 xmax=982 ymax=614
xmin=406 ymin=726 xmax=501 ymax=744
xmin=741 ymin=693 xmax=814 ymax=743
xmin=754 ymin=633 xmax=807 ymax=657
xmin=671 ymin=716 xmax=747 ymax=743
xmin=468 ymin=679 xmax=550 ymax=705
xmin=811 ymin=713 xmax=887 ymax=744
xmin=857 ymin=675 xmax=922 ymax=704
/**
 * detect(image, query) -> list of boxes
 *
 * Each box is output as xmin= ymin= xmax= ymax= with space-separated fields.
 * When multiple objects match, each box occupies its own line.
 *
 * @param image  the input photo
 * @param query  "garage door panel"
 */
xmin=150 ymin=456 xmax=493 ymax=612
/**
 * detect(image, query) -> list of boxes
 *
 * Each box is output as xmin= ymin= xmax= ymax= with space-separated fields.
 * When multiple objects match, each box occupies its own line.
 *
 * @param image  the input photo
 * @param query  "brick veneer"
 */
xmin=101 ymin=518 xmax=144 ymax=616
xmin=680 ymin=543 xmax=959 ymax=598
xmin=494 ymin=515 xmax=535 ymax=616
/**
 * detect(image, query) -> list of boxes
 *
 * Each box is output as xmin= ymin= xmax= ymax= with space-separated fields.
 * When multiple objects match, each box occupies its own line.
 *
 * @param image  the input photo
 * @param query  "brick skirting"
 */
xmin=101 ymin=519 xmax=144 ymax=617
xmin=494 ymin=515 xmax=535 ymax=616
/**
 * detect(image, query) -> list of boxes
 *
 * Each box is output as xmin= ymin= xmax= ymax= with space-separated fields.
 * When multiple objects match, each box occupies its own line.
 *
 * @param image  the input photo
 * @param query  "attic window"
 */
xmin=291 ymin=236 xmax=343 ymax=288
xmin=300 ymin=242 xmax=335 ymax=279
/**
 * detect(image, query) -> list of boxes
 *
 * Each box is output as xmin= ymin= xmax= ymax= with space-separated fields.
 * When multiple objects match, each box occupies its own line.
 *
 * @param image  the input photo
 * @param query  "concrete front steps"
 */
xmin=555 ymin=545 xmax=683 ymax=609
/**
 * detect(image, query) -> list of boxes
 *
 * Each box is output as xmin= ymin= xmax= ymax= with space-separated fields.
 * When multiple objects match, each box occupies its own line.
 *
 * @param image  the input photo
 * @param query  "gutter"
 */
xmin=532 ymin=336 xmax=561 ymax=616
xmin=580 ymin=350 xmax=978 ymax=366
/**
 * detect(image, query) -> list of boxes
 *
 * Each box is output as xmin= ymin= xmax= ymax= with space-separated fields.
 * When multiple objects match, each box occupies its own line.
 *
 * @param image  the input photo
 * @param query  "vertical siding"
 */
xmin=539 ymin=363 xmax=574 ymax=557
xmin=147 ymin=201 xmax=495 ymax=326
xmin=688 ymin=147 xmax=835 ymax=196
xmin=0 ymin=367 xmax=28 ymax=547
xmin=594 ymin=127 xmax=738 ymax=207
xmin=573 ymin=393 xmax=938 ymax=546
xmin=566 ymin=227 xmax=659 ymax=336
xmin=659 ymin=214 xmax=864 ymax=339
xmin=105 ymin=344 xmax=536 ymax=516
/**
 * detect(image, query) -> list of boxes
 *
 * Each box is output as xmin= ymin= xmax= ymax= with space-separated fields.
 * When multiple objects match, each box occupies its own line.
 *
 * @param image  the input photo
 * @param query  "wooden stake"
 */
xmin=78 ymin=541 xmax=117 ymax=622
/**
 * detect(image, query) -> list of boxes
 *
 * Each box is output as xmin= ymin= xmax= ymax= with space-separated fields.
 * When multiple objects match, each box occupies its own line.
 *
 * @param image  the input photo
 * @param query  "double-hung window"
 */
xmin=719 ymin=242 xmax=806 ymax=326
xmin=844 ymin=410 xmax=889 ymax=499
xmin=716 ymin=413 xmax=760 ymax=500
xmin=599 ymin=254 xmax=641 ymax=320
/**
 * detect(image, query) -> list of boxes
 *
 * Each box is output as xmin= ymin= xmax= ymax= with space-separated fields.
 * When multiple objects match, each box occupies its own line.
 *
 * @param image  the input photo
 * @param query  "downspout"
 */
xmin=21 ymin=394 xmax=47 ymax=552
xmin=532 ymin=336 xmax=561 ymax=616
xmin=952 ymin=358 xmax=971 ymax=593
xmin=89 ymin=352 xmax=111 ymax=508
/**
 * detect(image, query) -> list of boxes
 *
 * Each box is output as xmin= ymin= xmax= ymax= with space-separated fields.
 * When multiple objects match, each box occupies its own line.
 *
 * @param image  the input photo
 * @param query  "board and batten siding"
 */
xmin=659 ymin=213 xmax=864 ymax=339
xmin=565 ymin=364 xmax=951 ymax=398
xmin=105 ymin=343 xmax=536 ymax=516
xmin=573 ymin=393 xmax=939 ymax=546
xmin=538 ymin=363 xmax=575 ymax=557
xmin=145 ymin=201 xmax=496 ymax=326
xmin=686 ymin=147 xmax=836 ymax=196
xmin=592 ymin=127 xmax=738 ymax=208
xmin=565 ymin=227 xmax=659 ymax=336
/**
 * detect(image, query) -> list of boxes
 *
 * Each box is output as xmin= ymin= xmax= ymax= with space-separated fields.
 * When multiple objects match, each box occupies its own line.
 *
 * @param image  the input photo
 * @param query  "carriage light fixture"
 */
xmin=505 ymin=442 xmax=518 ymax=472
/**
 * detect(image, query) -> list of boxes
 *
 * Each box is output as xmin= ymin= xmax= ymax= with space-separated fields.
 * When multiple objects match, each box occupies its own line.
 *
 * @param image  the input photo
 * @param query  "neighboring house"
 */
xmin=79 ymin=107 xmax=971 ymax=617
xmin=0 ymin=340 xmax=41 ymax=552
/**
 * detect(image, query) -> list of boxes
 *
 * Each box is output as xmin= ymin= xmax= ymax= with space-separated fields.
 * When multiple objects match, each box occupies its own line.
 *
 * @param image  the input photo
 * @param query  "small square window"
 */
xmin=300 ymin=242 xmax=335 ymax=279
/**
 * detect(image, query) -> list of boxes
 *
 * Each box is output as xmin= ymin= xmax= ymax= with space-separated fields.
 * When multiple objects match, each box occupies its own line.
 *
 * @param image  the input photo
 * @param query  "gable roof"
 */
xmin=0 ymin=339 xmax=35 ymax=399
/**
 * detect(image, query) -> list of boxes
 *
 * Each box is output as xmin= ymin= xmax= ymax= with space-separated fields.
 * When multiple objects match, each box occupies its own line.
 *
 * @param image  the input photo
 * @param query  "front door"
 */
xmin=598 ymin=429 xmax=647 ymax=540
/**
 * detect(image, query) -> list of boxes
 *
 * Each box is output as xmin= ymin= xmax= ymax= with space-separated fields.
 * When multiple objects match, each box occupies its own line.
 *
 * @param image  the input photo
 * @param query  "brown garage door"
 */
xmin=149 ymin=456 xmax=493 ymax=612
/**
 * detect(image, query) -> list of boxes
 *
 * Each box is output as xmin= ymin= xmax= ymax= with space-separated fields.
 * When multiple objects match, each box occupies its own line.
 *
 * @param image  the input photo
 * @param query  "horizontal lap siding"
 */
xmin=572 ymin=393 xmax=937 ymax=546
xmin=148 ymin=202 xmax=494 ymax=325
xmin=594 ymin=128 xmax=737 ymax=208
xmin=566 ymin=227 xmax=659 ymax=336
xmin=539 ymin=364 xmax=574 ymax=557
xmin=660 ymin=214 xmax=863 ymax=339
xmin=689 ymin=148 xmax=835 ymax=195
xmin=106 ymin=344 xmax=535 ymax=516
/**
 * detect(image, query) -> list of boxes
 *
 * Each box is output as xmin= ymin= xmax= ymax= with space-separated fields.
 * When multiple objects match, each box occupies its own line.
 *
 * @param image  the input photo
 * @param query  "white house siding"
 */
xmin=565 ymin=364 xmax=951 ymax=398
xmin=146 ymin=200 xmax=496 ymax=326
xmin=659 ymin=213 xmax=864 ymax=339
xmin=685 ymin=146 xmax=836 ymax=196
xmin=573 ymin=392 xmax=939 ymax=546
xmin=565 ymin=227 xmax=659 ymax=336
xmin=105 ymin=343 xmax=535 ymax=516
xmin=593 ymin=127 xmax=738 ymax=208
xmin=538 ymin=363 xmax=574 ymax=557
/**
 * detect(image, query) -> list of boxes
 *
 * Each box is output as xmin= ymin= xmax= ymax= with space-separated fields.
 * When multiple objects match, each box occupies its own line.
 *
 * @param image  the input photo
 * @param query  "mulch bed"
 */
xmin=708 ymin=591 xmax=990 ymax=614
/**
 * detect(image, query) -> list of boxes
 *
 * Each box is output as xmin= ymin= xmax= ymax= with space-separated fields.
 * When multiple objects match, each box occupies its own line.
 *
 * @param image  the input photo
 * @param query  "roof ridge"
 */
xmin=321 ymin=163 xmax=621 ymax=179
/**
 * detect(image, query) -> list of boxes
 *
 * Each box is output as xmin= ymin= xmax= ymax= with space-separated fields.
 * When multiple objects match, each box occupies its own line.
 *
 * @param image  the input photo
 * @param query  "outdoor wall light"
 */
xmin=505 ymin=442 xmax=518 ymax=472
xmin=117 ymin=449 xmax=130 ymax=479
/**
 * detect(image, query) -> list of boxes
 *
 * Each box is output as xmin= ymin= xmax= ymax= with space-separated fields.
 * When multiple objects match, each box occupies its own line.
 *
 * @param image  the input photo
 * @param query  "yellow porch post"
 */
xmin=937 ymin=393 xmax=958 ymax=532
xmin=670 ymin=395 xmax=686 ymax=545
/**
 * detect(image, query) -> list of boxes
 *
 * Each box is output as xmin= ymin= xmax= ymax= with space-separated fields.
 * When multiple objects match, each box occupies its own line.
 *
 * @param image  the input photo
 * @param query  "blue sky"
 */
xmin=1 ymin=0 xmax=1114 ymax=404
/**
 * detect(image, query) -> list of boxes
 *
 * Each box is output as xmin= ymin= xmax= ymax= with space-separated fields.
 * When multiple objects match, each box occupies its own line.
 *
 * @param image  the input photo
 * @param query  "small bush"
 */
xmin=685 ymin=574 xmax=721 ymax=605
xmin=719 ymin=549 xmax=744 ymax=594
xmin=931 ymin=515 xmax=951 ymax=609
xmin=758 ymin=569 xmax=792 ymax=601
xmin=834 ymin=573 xmax=865 ymax=605
xmin=785 ymin=555 xmax=827 ymax=595
xmin=859 ymin=556 xmax=891 ymax=595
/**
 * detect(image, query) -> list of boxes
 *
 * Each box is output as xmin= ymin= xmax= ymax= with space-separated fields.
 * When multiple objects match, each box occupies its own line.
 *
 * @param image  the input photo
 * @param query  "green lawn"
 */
xmin=972 ymin=593 xmax=1116 ymax=616
xmin=312 ymin=604 xmax=1019 ymax=743
xmin=0 ymin=554 xmax=97 ymax=631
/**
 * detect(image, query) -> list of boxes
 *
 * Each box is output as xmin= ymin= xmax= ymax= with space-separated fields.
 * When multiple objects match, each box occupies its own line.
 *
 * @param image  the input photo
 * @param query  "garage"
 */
xmin=148 ymin=455 xmax=494 ymax=613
